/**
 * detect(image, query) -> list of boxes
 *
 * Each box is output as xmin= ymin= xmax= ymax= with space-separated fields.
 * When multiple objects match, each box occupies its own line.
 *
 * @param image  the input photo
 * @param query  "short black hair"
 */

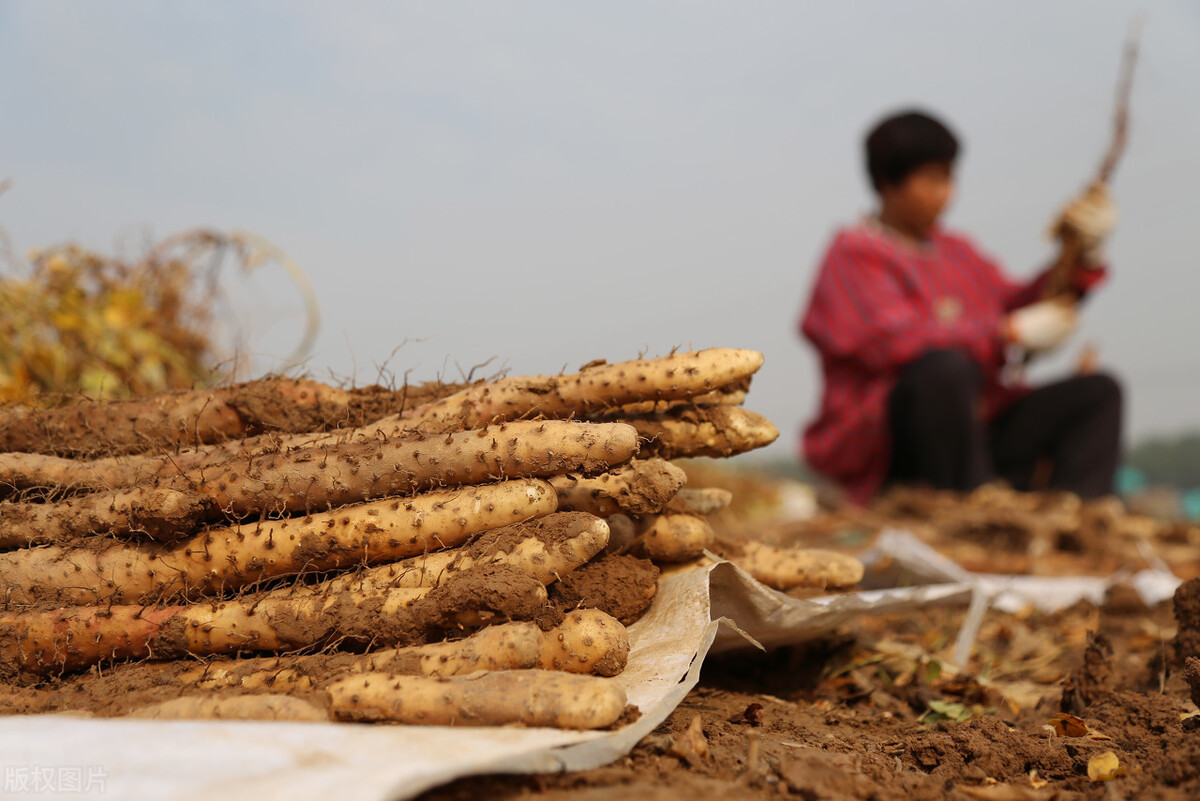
xmin=865 ymin=110 xmax=960 ymax=191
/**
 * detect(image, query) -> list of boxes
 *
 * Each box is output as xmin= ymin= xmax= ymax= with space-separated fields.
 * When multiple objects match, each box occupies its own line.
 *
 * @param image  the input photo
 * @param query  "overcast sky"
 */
xmin=2 ymin=1 xmax=1198 ymax=461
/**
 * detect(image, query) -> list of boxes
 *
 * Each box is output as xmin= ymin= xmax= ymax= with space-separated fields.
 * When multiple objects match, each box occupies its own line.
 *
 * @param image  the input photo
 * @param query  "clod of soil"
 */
xmin=1173 ymin=577 xmax=1200 ymax=664
xmin=551 ymin=554 xmax=660 ymax=625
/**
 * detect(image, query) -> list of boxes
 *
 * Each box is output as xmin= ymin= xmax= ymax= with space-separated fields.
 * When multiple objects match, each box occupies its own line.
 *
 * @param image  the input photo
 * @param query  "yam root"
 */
xmin=609 ymin=384 xmax=748 ymax=416
xmin=335 ymin=511 xmax=610 ymax=590
xmin=126 ymin=694 xmax=329 ymax=721
xmin=177 ymin=622 xmax=547 ymax=693
xmin=0 ymin=486 xmax=215 ymax=547
xmin=717 ymin=540 xmax=864 ymax=590
xmin=0 ymin=349 xmax=754 ymax=493
xmin=172 ymin=607 xmax=626 ymax=696
xmin=665 ymin=487 xmax=733 ymax=515
xmin=0 ymin=564 xmax=548 ymax=677
xmin=389 ymin=348 xmax=764 ymax=435
xmin=326 ymin=669 xmax=628 ymax=729
xmin=0 ymin=377 xmax=358 ymax=457
xmin=1 ymin=420 xmax=635 ymax=543
xmin=0 ymin=478 xmax=556 ymax=608
xmin=636 ymin=514 xmax=714 ymax=563
xmin=535 ymin=609 xmax=629 ymax=677
xmin=617 ymin=405 xmax=778 ymax=459
xmin=549 ymin=459 xmax=686 ymax=517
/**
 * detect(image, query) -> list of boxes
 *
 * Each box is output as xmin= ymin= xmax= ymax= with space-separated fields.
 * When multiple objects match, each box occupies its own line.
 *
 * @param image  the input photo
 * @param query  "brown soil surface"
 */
xmin=417 ymin=481 xmax=1200 ymax=800
xmin=422 ymin=589 xmax=1199 ymax=800
xmin=1172 ymin=578 xmax=1200 ymax=663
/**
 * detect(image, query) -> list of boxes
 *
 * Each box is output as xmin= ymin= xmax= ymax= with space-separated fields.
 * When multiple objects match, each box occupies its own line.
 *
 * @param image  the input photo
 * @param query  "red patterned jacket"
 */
xmin=798 ymin=219 xmax=1103 ymax=504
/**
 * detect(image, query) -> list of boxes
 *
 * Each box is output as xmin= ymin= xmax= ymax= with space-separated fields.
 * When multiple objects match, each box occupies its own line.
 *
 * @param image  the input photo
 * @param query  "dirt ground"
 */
xmin=420 ymin=480 xmax=1200 ymax=801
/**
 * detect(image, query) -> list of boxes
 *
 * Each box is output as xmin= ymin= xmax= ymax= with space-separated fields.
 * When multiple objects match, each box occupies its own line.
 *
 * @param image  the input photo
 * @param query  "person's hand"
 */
xmin=1006 ymin=300 xmax=1078 ymax=354
xmin=1055 ymin=181 xmax=1117 ymax=264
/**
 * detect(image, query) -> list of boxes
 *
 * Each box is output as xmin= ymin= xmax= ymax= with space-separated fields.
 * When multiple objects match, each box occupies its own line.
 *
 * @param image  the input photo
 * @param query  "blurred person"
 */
xmin=798 ymin=110 xmax=1121 ymax=505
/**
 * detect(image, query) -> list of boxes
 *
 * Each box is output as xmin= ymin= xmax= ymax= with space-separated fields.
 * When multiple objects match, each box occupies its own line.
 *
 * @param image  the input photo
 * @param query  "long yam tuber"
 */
xmin=0 ymin=349 xmax=757 ymax=493
xmin=0 ymin=378 xmax=358 ymax=457
xmin=0 ymin=420 xmax=635 ymax=543
xmin=326 ymin=669 xmax=628 ymax=729
xmin=0 ymin=478 xmax=556 ymax=608
xmin=719 ymin=541 xmax=864 ymax=590
xmin=335 ymin=511 xmax=610 ymax=590
xmin=0 ymin=564 xmax=548 ymax=676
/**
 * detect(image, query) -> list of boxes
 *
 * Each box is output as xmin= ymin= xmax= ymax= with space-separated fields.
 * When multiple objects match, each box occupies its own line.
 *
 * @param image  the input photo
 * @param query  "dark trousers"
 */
xmin=887 ymin=350 xmax=1122 ymax=498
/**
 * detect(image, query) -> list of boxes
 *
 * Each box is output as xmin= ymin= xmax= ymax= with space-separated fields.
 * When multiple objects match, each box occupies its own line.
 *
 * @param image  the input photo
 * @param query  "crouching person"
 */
xmin=798 ymin=109 xmax=1122 ymax=504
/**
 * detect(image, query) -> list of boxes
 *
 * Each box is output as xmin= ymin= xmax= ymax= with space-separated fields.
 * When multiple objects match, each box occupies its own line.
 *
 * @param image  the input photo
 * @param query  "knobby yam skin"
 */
xmin=188 ymin=420 xmax=637 ymax=521
xmin=0 ymin=478 xmax=556 ymax=609
xmin=549 ymin=459 xmax=686 ymax=517
xmin=607 ymin=386 xmax=748 ymax=416
xmin=0 ymin=350 xmax=756 ymax=493
xmin=326 ymin=669 xmax=628 ymax=729
xmin=536 ymin=609 xmax=629 ymax=677
xmin=0 ymin=564 xmax=549 ymax=677
xmin=179 ymin=608 xmax=626 ymax=697
xmin=0 ymin=377 xmax=358 ymax=457
xmin=0 ymin=420 xmax=637 ymax=543
xmin=665 ymin=488 xmax=733 ymax=516
xmin=617 ymin=405 xmax=779 ymax=459
xmin=179 ymin=622 xmax=546 ymax=693
xmin=0 ymin=486 xmax=214 ymax=547
xmin=720 ymin=541 xmax=864 ymax=590
xmin=636 ymin=514 xmax=715 ymax=563
xmin=126 ymin=694 xmax=329 ymax=722
xmin=0 ymin=350 xmax=758 ymax=494
xmin=334 ymin=511 xmax=609 ymax=590
xmin=375 ymin=348 xmax=765 ymax=436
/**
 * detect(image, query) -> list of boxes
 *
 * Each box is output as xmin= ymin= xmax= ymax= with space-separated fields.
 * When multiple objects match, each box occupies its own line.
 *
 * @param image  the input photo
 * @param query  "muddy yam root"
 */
xmin=337 ymin=511 xmax=610 ymax=590
xmin=2 ymin=420 xmax=636 ymax=543
xmin=0 ymin=478 xmax=556 ymax=608
xmin=0 ymin=486 xmax=214 ymax=547
xmin=620 ymin=405 xmax=779 ymax=459
xmin=636 ymin=514 xmax=715 ymax=563
xmin=126 ymin=694 xmax=329 ymax=721
xmin=0 ymin=350 xmax=752 ymax=493
xmin=665 ymin=488 xmax=733 ymax=515
xmin=176 ymin=622 xmax=547 ymax=693
xmin=535 ymin=609 xmax=629 ymax=677
xmin=719 ymin=541 xmax=864 ymax=590
xmin=0 ymin=377 xmax=360 ymax=457
xmin=549 ymin=459 xmax=686 ymax=517
xmin=327 ymin=669 xmax=628 ymax=729
xmin=389 ymin=348 xmax=764 ymax=435
xmin=0 ymin=564 xmax=548 ymax=676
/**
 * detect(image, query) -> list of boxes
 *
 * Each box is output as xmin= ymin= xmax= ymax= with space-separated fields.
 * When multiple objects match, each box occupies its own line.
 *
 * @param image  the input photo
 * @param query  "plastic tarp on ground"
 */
xmin=1 ymin=530 xmax=1178 ymax=801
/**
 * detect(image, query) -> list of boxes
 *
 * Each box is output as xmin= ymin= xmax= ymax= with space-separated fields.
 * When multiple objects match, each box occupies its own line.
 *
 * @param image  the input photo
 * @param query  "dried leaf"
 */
xmin=668 ymin=713 xmax=709 ymax=768
xmin=1047 ymin=712 xmax=1089 ymax=737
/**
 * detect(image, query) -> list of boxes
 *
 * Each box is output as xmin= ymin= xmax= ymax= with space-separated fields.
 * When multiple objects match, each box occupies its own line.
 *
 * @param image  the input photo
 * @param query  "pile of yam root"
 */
xmin=0 ymin=348 xmax=862 ymax=730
